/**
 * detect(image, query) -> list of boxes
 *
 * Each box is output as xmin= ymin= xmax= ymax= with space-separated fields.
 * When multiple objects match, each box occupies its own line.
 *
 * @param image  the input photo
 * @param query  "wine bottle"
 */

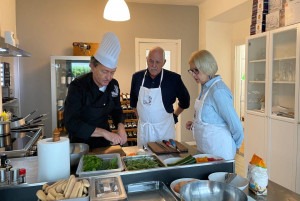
xmin=66 ymin=69 xmax=73 ymax=87
xmin=61 ymin=70 xmax=66 ymax=85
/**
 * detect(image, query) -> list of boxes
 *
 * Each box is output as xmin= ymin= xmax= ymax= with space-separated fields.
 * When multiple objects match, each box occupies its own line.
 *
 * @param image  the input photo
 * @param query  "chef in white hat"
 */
xmin=64 ymin=32 xmax=127 ymax=149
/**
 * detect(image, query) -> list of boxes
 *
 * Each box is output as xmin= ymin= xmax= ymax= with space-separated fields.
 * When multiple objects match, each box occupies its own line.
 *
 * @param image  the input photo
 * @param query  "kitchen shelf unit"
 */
xmin=50 ymin=56 xmax=90 ymax=133
xmin=245 ymin=23 xmax=300 ymax=194
xmin=109 ymin=94 xmax=138 ymax=146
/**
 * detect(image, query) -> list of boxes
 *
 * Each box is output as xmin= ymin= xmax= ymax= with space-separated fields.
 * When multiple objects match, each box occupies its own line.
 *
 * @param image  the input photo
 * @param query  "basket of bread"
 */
xmin=36 ymin=175 xmax=90 ymax=201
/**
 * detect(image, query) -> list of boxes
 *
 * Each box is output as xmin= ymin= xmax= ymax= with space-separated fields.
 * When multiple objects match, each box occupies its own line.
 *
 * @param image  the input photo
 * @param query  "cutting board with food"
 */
xmin=147 ymin=140 xmax=188 ymax=154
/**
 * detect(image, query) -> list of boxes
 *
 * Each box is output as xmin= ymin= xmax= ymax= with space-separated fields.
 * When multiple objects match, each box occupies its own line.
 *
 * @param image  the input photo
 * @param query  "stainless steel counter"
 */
xmin=0 ymin=143 xmax=299 ymax=201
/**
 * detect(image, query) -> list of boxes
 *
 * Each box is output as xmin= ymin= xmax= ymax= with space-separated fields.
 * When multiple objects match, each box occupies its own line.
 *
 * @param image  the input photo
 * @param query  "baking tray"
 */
xmin=122 ymin=154 xmax=166 ymax=171
xmin=76 ymin=153 xmax=124 ymax=177
xmin=125 ymin=181 xmax=177 ymax=201
xmin=89 ymin=175 xmax=127 ymax=201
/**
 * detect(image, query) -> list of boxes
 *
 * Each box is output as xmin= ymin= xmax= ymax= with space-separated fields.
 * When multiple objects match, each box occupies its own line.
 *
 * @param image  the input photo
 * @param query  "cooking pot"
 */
xmin=0 ymin=121 xmax=10 ymax=137
xmin=10 ymin=110 xmax=36 ymax=129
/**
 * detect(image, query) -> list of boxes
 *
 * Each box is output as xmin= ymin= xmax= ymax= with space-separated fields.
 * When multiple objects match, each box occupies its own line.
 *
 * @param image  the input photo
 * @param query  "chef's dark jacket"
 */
xmin=130 ymin=69 xmax=190 ymax=115
xmin=64 ymin=72 xmax=124 ymax=149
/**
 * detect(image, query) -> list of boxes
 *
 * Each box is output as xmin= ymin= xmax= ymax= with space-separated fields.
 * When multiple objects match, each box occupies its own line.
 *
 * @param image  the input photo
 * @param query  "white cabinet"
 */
xmin=268 ymin=119 xmax=297 ymax=191
xmin=50 ymin=56 xmax=90 ymax=132
xmin=244 ymin=114 xmax=268 ymax=176
xmin=245 ymin=24 xmax=300 ymax=193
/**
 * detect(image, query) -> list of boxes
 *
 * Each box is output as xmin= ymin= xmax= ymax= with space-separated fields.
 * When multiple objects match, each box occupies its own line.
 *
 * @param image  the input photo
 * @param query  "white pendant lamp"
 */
xmin=103 ymin=0 xmax=130 ymax=21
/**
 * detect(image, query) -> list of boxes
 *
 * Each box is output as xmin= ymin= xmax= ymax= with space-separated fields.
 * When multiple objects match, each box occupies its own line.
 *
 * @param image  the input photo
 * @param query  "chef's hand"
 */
xmin=117 ymin=123 xmax=127 ymax=145
xmin=92 ymin=128 xmax=122 ymax=145
xmin=186 ymin=121 xmax=193 ymax=130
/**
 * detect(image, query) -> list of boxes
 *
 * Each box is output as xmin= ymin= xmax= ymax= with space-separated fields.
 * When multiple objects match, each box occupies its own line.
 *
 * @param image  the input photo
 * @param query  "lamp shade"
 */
xmin=103 ymin=0 xmax=130 ymax=21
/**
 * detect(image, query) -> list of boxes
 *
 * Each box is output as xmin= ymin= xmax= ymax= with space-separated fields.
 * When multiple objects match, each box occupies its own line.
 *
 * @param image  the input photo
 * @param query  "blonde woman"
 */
xmin=186 ymin=50 xmax=243 ymax=160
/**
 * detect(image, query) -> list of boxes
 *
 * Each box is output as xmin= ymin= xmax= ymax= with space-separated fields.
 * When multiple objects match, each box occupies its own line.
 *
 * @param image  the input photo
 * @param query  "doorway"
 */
xmin=234 ymin=44 xmax=246 ymax=156
xmin=234 ymin=44 xmax=246 ymax=121
xmin=135 ymin=38 xmax=182 ymax=141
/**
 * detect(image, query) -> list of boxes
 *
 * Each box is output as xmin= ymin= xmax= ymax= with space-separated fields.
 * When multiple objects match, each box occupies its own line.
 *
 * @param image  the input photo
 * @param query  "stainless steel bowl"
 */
xmin=180 ymin=180 xmax=247 ymax=201
xmin=70 ymin=143 xmax=89 ymax=167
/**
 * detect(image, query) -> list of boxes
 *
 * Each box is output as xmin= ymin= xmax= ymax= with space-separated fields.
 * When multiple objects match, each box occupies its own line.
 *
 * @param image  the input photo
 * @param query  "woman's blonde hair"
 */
xmin=189 ymin=50 xmax=218 ymax=77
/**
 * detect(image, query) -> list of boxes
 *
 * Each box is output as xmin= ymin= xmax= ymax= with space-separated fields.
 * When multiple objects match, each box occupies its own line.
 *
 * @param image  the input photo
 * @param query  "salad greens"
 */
xmin=82 ymin=155 xmax=118 ymax=172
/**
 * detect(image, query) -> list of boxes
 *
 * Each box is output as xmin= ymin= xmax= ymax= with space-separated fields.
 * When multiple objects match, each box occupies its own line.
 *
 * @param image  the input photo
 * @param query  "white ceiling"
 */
xmin=126 ymin=0 xmax=205 ymax=6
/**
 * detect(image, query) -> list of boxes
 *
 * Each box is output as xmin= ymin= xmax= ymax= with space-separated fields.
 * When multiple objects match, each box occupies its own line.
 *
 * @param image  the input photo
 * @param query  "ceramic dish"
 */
xmin=163 ymin=157 xmax=182 ymax=165
xmin=170 ymin=178 xmax=200 ymax=198
xmin=193 ymin=154 xmax=223 ymax=163
xmin=208 ymin=172 xmax=249 ymax=190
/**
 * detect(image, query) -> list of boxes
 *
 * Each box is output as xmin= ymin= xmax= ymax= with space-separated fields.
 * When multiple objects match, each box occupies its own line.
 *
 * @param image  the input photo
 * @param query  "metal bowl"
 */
xmin=180 ymin=180 xmax=247 ymax=201
xmin=70 ymin=143 xmax=89 ymax=167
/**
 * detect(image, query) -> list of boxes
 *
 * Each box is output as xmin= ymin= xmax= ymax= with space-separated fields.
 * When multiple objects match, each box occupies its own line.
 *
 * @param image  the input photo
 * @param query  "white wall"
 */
xmin=198 ymin=0 xmax=251 ymax=91
xmin=0 ymin=0 xmax=17 ymax=113
xmin=0 ymin=0 xmax=16 ymax=36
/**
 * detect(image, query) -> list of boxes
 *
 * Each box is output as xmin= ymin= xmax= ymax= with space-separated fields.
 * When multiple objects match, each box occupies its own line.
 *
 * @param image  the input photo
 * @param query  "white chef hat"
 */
xmin=94 ymin=32 xmax=121 ymax=69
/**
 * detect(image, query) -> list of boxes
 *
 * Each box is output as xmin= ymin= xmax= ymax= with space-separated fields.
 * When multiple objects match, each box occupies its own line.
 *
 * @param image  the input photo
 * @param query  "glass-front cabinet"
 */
xmin=246 ymin=33 xmax=268 ymax=115
xmin=270 ymin=27 xmax=298 ymax=121
xmin=50 ymin=56 xmax=90 ymax=133
xmin=245 ymin=24 xmax=300 ymax=194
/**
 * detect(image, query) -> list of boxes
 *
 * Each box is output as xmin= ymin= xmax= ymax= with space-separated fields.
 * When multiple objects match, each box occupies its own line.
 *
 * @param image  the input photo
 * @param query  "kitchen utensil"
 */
xmin=170 ymin=178 xmax=200 ymax=198
xmin=147 ymin=141 xmax=188 ymax=154
xmin=225 ymin=172 xmax=237 ymax=184
xmin=208 ymin=172 xmax=249 ymax=190
xmin=180 ymin=180 xmax=247 ymax=201
xmin=155 ymin=141 xmax=168 ymax=151
xmin=10 ymin=110 xmax=37 ymax=129
xmin=0 ymin=121 xmax=10 ymax=136
xmin=25 ymin=113 xmax=47 ymax=124
xmin=70 ymin=143 xmax=89 ymax=167
xmin=126 ymin=181 xmax=176 ymax=200
xmin=169 ymin=138 xmax=180 ymax=152
xmin=162 ymin=140 xmax=175 ymax=149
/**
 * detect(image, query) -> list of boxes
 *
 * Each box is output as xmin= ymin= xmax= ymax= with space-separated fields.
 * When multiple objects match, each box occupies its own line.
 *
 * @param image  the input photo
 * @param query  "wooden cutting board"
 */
xmin=147 ymin=141 xmax=188 ymax=154
xmin=89 ymin=145 xmax=126 ymax=156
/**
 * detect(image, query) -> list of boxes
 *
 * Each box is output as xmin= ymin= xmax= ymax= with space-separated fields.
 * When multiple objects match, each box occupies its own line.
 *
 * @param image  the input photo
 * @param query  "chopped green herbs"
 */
xmin=82 ymin=155 xmax=118 ymax=172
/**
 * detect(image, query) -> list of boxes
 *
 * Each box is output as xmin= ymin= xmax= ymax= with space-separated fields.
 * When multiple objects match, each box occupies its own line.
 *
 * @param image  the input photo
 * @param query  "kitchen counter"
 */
xmin=0 ymin=143 xmax=299 ymax=201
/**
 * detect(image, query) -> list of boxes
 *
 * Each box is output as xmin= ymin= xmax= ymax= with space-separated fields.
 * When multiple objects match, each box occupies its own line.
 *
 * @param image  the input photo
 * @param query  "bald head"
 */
xmin=146 ymin=46 xmax=166 ymax=79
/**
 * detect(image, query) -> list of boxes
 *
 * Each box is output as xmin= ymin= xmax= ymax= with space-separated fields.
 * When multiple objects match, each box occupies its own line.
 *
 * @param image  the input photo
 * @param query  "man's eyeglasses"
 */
xmin=188 ymin=68 xmax=199 ymax=75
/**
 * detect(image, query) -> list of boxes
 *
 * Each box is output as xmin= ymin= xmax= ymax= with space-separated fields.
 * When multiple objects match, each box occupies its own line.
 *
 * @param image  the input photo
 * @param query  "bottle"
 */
xmin=66 ymin=69 xmax=73 ymax=87
xmin=60 ymin=70 xmax=66 ymax=85
xmin=18 ymin=168 xmax=26 ymax=183
xmin=57 ymin=107 xmax=64 ymax=132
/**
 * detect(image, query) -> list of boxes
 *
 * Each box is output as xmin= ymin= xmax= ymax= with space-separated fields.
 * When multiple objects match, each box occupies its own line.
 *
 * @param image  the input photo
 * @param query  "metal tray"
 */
xmin=89 ymin=174 xmax=127 ymax=201
xmin=125 ymin=181 xmax=177 ymax=201
xmin=122 ymin=154 xmax=166 ymax=171
xmin=76 ymin=153 xmax=124 ymax=177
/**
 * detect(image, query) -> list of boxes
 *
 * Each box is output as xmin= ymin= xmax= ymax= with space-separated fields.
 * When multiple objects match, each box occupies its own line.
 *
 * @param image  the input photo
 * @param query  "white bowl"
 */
xmin=208 ymin=172 xmax=249 ymax=190
xmin=170 ymin=178 xmax=200 ymax=198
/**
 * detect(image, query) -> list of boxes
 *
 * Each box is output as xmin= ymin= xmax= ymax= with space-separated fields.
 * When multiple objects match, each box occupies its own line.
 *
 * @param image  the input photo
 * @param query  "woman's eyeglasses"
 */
xmin=188 ymin=68 xmax=199 ymax=75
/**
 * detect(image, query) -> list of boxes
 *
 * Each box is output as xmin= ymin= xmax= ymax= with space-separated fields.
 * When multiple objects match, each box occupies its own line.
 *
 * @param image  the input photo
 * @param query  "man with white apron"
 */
xmin=193 ymin=79 xmax=236 ymax=160
xmin=130 ymin=46 xmax=190 ymax=148
xmin=137 ymin=69 xmax=175 ymax=147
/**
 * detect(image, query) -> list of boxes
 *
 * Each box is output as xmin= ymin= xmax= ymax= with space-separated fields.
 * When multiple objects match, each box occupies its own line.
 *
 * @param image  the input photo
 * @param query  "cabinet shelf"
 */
xmin=274 ymin=56 xmax=296 ymax=61
xmin=249 ymin=59 xmax=266 ymax=63
xmin=249 ymin=81 xmax=265 ymax=83
xmin=272 ymin=81 xmax=295 ymax=84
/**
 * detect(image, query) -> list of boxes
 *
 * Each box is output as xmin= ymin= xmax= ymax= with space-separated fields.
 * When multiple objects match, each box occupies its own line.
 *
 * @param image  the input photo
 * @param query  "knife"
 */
xmin=169 ymin=139 xmax=180 ymax=152
xmin=162 ymin=140 xmax=175 ymax=149
xmin=155 ymin=141 xmax=169 ymax=151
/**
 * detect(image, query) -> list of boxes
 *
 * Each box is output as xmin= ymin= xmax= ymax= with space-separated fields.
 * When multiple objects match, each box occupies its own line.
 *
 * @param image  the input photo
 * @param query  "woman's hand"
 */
xmin=186 ymin=121 xmax=193 ymax=130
